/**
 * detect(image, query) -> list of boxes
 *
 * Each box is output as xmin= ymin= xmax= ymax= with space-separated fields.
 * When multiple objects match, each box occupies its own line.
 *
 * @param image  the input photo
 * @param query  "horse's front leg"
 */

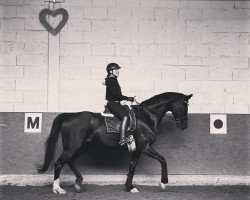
xmin=142 ymin=143 xmax=168 ymax=189
xmin=125 ymin=151 xmax=141 ymax=193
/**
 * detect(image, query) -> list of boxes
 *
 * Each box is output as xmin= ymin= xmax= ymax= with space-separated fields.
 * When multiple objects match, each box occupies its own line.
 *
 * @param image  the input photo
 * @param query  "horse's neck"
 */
xmin=149 ymin=95 xmax=179 ymax=126
xmin=140 ymin=104 xmax=170 ymax=132
xmin=138 ymin=94 xmax=178 ymax=131
xmin=154 ymin=105 xmax=170 ymax=125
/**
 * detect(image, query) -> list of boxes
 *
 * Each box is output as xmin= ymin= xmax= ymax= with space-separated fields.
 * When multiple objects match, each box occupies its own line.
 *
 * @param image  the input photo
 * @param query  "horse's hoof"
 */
xmin=74 ymin=183 xmax=82 ymax=193
xmin=159 ymin=182 xmax=167 ymax=190
xmin=130 ymin=188 xmax=139 ymax=193
xmin=53 ymin=189 xmax=58 ymax=194
xmin=53 ymin=187 xmax=66 ymax=194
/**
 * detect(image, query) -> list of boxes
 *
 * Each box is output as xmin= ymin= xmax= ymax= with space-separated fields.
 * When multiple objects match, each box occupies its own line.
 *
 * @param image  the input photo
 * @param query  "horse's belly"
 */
xmin=95 ymin=130 xmax=120 ymax=147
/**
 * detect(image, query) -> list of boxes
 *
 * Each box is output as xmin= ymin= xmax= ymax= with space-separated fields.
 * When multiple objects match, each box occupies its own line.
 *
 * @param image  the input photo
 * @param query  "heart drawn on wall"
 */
xmin=39 ymin=8 xmax=69 ymax=36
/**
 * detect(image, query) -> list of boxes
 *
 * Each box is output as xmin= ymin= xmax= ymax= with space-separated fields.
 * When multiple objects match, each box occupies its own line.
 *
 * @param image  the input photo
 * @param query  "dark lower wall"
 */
xmin=0 ymin=113 xmax=249 ymax=175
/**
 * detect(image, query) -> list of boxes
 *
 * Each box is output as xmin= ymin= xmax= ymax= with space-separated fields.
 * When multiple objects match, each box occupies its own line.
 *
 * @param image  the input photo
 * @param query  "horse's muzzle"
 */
xmin=176 ymin=120 xmax=187 ymax=130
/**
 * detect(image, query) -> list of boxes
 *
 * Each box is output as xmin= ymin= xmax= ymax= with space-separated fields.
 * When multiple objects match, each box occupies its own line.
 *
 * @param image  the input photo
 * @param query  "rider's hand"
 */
xmin=128 ymin=97 xmax=135 ymax=102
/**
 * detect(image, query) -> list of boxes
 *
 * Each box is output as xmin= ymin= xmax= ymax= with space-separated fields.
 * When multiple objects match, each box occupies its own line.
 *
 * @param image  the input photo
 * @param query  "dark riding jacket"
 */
xmin=105 ymin=76 xmax=129 ymax=102
xmin=105 ymin=76 xmax=130 ymax=119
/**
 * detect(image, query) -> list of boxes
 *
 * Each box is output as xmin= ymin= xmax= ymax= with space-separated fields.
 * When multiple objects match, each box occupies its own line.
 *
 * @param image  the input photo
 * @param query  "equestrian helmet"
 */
xmin=106 ymin=63 xmax=121 ymax=73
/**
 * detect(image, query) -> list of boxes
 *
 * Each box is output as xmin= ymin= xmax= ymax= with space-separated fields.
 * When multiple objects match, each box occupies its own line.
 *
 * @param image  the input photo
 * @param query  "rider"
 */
xmin=104 ymin=63 xmax=134 ymax=145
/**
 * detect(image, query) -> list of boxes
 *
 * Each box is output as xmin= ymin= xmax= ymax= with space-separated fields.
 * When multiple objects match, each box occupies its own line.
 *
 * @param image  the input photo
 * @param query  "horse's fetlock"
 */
xmin=161 ymin=177 xmax=168 ymax=184
xmin=76 ymin=177 xmax=83 ymax=184
xmin=125 ymin=182 xmax=133 ymax=191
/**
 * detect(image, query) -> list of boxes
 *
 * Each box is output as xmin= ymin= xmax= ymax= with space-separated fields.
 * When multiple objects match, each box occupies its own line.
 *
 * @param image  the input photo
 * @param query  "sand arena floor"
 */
xmin=0 ymin=185 xmax=249 ymax=200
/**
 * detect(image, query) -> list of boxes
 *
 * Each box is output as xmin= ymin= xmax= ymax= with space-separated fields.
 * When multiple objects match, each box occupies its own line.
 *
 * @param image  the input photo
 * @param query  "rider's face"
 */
xmin=112 ymin=69 xmax=119 ymax=77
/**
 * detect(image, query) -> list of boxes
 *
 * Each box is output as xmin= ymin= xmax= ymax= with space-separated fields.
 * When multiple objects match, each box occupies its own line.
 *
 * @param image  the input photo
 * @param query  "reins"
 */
xmin=134 ymin=98 xmax=188 ymax=123
xmin=134 ymin=98 xmax=155 ymax=112
xmin=134 ymin=98 xmax=176 ymax=122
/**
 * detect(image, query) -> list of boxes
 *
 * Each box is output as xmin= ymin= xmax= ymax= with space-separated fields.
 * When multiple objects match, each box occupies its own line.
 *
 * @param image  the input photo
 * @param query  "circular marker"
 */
xmin=214 ymin=119 xmax=223 ymax=129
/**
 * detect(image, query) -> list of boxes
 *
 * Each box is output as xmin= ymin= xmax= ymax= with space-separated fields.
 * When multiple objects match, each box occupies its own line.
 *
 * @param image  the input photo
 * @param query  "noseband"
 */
xmin=166 ymin=100 xmax=188 ymax=125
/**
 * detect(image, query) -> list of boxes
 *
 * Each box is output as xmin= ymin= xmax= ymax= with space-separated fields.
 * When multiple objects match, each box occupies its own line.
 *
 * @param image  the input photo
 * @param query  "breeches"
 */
xmin=106 ymin=101 xmax=128 ymax=120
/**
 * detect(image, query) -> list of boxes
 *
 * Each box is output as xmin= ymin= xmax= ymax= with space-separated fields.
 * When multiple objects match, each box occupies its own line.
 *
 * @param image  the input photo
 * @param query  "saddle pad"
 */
xmin=104 ymin=117 xmax=120 ymax=133
xmin=104 ymin=109 xmax=137 ymax=134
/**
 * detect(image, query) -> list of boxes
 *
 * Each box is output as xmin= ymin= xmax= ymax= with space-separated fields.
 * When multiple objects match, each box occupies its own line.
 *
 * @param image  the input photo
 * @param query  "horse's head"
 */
xmin=139 ymin=92 xmax=193 ymax=130
xmin=170 ymin=94 xmax=193 ymax=130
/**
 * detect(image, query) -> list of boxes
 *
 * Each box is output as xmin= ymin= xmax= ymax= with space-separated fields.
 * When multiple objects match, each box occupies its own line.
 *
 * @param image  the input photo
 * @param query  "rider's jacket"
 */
xmin=105 ymin=76 xmax=129 ymax=102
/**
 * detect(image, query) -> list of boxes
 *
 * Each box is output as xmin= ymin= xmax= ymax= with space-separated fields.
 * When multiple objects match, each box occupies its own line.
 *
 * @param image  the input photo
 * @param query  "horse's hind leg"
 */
xmin=68 ymin=162 xmax=83 ymax=192
xmin=67 ymin=147 xmax=86 ymax=193
xmin=53 ymin=154 xmax=66 ymax=194
xmin=53 ymin=151 xmax=73 ymax=194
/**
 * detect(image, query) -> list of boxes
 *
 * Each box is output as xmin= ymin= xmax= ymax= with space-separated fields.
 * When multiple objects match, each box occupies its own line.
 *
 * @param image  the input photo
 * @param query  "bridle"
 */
xmin=170 ymin=100 xmax=189 ymax=125
xmin=134 ymin=98 xmax=188 ymax=125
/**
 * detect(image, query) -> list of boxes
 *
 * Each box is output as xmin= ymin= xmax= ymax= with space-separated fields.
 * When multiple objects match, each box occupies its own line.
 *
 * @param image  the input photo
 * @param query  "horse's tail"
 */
xmin=36 ymin=113 xmax=64 ymax=174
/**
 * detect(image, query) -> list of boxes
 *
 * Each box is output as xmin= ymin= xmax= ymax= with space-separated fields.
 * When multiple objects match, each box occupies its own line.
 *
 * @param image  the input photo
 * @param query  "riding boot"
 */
xmin=119 ymin=116 xmax=129 ymax=146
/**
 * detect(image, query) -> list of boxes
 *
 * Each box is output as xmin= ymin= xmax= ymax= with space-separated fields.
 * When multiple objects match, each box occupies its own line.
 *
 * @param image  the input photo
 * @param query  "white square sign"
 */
xmin=210 ymin=114 xmax=227 ymax=134
xmin=24 ymin=113 xmax=42 ymax=133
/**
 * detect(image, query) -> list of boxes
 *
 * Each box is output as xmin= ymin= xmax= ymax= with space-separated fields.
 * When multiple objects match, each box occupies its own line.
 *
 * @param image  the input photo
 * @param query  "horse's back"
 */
xmin=59 ymin=111 xmax=124 ymax=149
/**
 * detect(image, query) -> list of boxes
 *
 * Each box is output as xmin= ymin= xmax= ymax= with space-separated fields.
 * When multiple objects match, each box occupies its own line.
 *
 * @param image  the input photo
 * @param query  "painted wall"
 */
xmin=0 ymin=1 xmax=250 ymax=113
xmin=0 ymin=0 xmax=249 ymax=177
xmin=0 ymin=113 xmax=249 ymax=175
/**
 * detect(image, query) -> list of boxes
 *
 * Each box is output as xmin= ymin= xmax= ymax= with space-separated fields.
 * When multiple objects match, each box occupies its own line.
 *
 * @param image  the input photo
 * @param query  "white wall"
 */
xmin=0 ymin=0 xmax=249 ymax=113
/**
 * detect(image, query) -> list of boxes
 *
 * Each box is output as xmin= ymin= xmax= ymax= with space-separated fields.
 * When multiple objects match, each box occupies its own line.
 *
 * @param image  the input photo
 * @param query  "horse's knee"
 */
xmin=159 ymin=156 xmax=166 ymax=165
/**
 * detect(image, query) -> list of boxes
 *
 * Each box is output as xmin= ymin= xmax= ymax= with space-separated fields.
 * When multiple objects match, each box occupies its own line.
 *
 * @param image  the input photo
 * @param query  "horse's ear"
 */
xmin=187 ymin=94 xmax=193 ymax=99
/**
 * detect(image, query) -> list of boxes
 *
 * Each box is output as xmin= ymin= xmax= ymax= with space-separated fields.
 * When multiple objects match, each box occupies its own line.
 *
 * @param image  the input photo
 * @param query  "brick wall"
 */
xmin=0 ymin=0 xmax=249 ymax=113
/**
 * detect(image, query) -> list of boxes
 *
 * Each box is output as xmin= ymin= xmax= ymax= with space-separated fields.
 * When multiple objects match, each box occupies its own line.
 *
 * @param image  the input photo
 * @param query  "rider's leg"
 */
xmin=107 ymin=102 xmax=130 ymax=146
xmin=119 ymin=116 xmax=129 ymax=145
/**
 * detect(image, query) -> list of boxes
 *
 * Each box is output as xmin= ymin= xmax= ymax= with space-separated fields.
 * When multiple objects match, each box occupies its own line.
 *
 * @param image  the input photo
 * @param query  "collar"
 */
xmin=107 ymin=74 xmax=117 ymax=79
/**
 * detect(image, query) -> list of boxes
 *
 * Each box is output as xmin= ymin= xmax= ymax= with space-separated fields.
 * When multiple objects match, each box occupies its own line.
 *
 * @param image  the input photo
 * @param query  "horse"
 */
xmin=36 ymin=92 xmax=193 ymax=194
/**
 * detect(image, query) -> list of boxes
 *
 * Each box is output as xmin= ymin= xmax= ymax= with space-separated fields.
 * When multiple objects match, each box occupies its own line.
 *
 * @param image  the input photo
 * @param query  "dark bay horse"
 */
xmin=37 ymin=92 xmax=193 ymax=194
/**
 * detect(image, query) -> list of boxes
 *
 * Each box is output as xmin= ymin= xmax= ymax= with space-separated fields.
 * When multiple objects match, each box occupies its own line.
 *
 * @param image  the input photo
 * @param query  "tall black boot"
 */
xmin=119 ymin=116 xmax=129 ymax=146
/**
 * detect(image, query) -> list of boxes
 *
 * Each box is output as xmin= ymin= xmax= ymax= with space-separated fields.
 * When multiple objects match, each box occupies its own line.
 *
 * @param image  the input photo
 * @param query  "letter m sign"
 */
xmin=24 ymin=113 xmax=42 ymax=133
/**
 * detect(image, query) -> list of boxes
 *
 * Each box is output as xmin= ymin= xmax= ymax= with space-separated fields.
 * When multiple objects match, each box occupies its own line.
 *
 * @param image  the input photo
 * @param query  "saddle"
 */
xmin=101 ymin=105 xmax=136 ymax=134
